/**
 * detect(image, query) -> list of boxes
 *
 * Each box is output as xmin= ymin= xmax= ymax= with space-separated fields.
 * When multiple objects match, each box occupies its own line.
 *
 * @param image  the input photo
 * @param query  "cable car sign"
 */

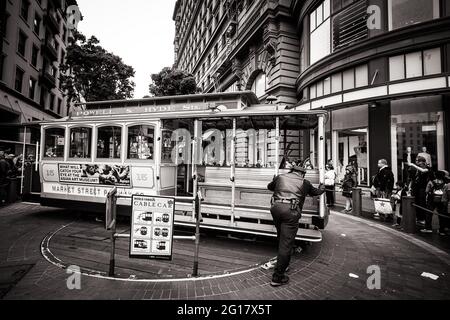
xmin=130 ymin=195 xmax=175 ymax=260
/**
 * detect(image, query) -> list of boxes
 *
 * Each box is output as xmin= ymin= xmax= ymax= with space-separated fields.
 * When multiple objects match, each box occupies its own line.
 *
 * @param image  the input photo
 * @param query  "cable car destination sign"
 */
xmin=130 ymin=195 xmax=175 ymax=260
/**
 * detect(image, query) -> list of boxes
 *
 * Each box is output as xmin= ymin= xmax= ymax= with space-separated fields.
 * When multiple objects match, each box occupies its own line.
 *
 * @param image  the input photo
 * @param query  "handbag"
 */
xmin=374 ymin=198 xmax=393 ymax=215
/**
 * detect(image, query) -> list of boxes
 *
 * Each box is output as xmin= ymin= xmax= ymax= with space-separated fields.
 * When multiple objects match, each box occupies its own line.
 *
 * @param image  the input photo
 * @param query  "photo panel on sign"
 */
xmin=132 ymin=239 xmax=152 ymax=254
xmin=151 ymin=240 xmax=170 ymax=255
xmin=153 ymin=212 xmax=171 ymax=225
xmin=135 ymin=211 xmax=153 ymax=225
xmin=133 ymin=225 xmax=151 ymax=238
xmin=152 ymin=226 xmax=171 ymax=240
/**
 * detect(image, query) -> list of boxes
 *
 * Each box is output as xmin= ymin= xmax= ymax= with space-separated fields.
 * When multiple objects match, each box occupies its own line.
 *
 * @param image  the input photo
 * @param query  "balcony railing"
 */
xmin=45 ymin=12 xmax=60 ymax=34
xmin=41 ymin=40 xmax=58 ymax=61
xmin=39 ymin=71 xmax=56 ymax=89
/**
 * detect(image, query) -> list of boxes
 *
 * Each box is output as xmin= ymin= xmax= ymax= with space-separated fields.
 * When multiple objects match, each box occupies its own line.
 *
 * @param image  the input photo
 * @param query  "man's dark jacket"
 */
xmin=267 ymin=172 xmax=324 ymax=211
xmin=373 ymin=166 xmax=394 ymax=193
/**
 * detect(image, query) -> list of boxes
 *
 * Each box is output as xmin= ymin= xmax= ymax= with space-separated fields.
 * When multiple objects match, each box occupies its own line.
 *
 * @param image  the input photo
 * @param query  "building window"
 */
xmin=97 ymin=126 xmax=122 ymax=159
xmin=0 ymin=55 xmax=5 ymax=81
xmin=343 ymin=69 xmax=355 ymax=91
xmin=331 ymin=105 xmax=369 ymax=185
xmin=17 ymin=30 xmax=27 ymax=57
xmin=332 ymin=0 xmax=368 ymax=51
xmin=49 ymin=93 xmax=55 ymax=111
xmin=20 ymin=0 xmax=30 ymax=22
xmin=33 ymin=13 xmax=41 ymax=34
xmin=29 ymin=77 xmax=37 ymax=100
xmin=389 ymin=48 xmax=441 ymax=81
xmin=69 ymin=127 xmax=92 ymax=158
xmin=388 ymin=0 xmax=439 ymax=31
xmin=62 ymin=26 xmax=67 ymax=43
xmin=40 ymin=87 xmax=48 ymax=107
xmin=57 ymin=98 xmax=62 ymax=115
xmin=14 ymin=67 xmax=24 ymax=92
xmin=423 ymin=48 xmax=441 ymax=76
xmin=331 ymin=73 xmax=342 ymax=93
xmin=355 ymin=65 xmax=368 ymax=88
xmin=310 ymin=0 xmax=331 ymax=65
xmin=1 ymin=14 xmax=9 ymax=40
xmin=250 ymin=72 xmax=266 ymax=98
xmin=31 ymin=45 xmax=39 ymax=67
xmin=127 ymin=125 xmax=154 ymax=160
xmin=44 ymin=127 xmax=65 ymax=158
xmin=391 ymin=96 xmax=445 ymax=182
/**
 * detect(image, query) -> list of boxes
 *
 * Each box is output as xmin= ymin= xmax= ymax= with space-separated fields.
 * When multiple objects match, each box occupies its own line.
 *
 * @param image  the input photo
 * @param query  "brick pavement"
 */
xmin=0 ymin=202 xmax=449 ymax=300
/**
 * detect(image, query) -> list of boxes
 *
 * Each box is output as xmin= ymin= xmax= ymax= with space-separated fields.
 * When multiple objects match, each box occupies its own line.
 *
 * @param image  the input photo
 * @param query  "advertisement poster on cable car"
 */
xmin=130 ymin=195 xmax=175 ymax=260
xmin=58 ymin=163 xmax=131 ymax=186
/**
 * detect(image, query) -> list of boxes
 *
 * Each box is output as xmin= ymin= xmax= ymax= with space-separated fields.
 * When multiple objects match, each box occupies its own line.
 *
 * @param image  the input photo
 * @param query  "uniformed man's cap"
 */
xmin=291 ymin=165 xmax=306 ymax=173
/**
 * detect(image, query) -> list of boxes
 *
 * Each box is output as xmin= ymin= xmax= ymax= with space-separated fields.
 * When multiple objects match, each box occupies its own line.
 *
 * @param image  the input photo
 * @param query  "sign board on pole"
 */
xmin=130 ymin=195 xmax=175 ymax=260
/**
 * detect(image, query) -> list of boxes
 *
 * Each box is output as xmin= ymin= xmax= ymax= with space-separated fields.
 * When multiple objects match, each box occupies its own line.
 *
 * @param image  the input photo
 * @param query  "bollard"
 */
xmin=352 ymin=188 xmax=362 ymax=216
xmin=401 ymin=196 xmax=416 ymax=233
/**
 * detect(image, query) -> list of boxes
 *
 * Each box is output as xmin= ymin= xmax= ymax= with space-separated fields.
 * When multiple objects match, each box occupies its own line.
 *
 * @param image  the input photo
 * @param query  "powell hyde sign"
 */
xmin=73 ymin=102 xmax=221 ymax=117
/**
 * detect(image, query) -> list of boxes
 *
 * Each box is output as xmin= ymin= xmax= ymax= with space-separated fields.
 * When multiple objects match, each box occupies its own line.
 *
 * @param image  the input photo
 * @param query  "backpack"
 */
xmin=430 ymin=180 xmax=445 ymax=203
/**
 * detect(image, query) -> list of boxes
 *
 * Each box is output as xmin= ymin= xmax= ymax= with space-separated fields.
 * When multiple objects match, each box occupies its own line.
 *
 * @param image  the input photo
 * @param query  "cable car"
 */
xmin=37 ymin=91 xmax=329 ymax=242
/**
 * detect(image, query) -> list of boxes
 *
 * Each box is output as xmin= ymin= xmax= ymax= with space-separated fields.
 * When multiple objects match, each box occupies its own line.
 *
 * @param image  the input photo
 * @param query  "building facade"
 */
xmin=0 ymin=0 xmax=76 ymax=155
xmin=173 ymin=0 xmax=450 ymax=184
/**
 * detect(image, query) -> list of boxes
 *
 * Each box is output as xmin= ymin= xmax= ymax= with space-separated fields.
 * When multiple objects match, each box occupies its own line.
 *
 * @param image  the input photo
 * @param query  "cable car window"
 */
xmin=97 ymin=126 xmax=122 ymax=159
xmin=128 ymin=125 xmax=154 ymax=160
xmin=69 ymin=127 xmax=92 ymax=158
xmin=44 ymin=127 xmax=65 ymax=158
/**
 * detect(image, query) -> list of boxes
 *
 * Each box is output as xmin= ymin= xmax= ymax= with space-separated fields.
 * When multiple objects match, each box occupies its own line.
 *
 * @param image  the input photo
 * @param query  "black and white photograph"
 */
xmin=0 ymin=0 xmax=449 ymax=312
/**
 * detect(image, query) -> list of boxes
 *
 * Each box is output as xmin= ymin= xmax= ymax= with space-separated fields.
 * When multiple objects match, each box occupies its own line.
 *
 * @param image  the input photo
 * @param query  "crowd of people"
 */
xmin=0 ymin=150 xmax=35 ymax=205
xmin=323 ymin=155 xmax=450 ymax=236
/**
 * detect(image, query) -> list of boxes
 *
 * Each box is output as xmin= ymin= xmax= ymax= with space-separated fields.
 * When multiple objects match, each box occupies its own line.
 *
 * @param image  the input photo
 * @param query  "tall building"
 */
xmin=0 ymin=0 xmax=77 ymax=155
xmin=173 ymin=0 xmax=301 ymax=105
xmin=173 ymin=0 xmax=450 ymax=183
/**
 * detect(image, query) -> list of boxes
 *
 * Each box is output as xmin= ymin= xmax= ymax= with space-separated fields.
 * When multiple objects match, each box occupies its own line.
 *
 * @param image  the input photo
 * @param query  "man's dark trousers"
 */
xmin=270 ymin=202 xmax=300 ymax=279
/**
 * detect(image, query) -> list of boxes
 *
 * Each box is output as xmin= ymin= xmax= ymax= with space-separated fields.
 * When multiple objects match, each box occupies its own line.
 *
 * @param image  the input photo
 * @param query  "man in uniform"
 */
xmin=267 ymin=165 xmax=325 ymax=286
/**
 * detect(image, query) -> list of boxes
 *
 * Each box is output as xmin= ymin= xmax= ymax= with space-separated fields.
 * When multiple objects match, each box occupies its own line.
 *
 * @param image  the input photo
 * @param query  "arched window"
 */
xmin=97 ymin=126 xmax=122 ymax=159
xmin=251 ymin=72 xmax=266 ymax=98
xmin=127 ymin=125 xmax=154 ymax=160
xmin=43 ymin=127 xmax=65 ymax=158
xmin=69 ymin=127 xmax=92 ymax=158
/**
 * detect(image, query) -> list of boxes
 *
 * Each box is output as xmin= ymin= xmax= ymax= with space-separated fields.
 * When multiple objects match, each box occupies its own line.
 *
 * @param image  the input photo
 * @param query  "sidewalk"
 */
xmin=331 ymin=191 xmax=450 ymax=254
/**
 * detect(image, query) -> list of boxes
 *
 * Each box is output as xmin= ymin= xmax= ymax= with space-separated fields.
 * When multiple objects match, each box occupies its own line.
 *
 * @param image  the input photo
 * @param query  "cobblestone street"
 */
xmin=0 ymin=202 xmax=449 ymax=300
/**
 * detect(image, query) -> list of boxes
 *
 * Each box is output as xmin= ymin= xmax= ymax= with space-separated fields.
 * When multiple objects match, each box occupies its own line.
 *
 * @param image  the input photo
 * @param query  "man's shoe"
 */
xmin=417 ymin=220 xmax=426 ymax=226
xmin=270 ymin=275 xmax=289 ymax=287
xmin=420 ymin=229 xmax=432 ymax=233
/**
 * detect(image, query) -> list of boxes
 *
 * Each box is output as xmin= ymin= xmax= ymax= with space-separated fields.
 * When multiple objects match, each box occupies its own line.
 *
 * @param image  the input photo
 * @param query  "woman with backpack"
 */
xmin=341 ymin=165 xmax=357 ymax=213
xmin=425 ymin=170 xmax=448 ymax=235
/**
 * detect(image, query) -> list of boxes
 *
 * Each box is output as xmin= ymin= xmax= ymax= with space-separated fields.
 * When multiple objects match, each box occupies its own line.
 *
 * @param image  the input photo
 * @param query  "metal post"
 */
xmin=192 ymin=191 xmax=202 ymax=277
xmin=106 ymin=188 xmax=117 ymax=277
xmin=317 ymin=115 xmax=326 ymax=218
xmin=230 ymin=118 xmax=236 ymax=225
xmin=401 ymin=196 xmax=416 ymax=233
xmin=352 ymin=188 xmax=362 ymax=216
xmin=20 ymin=126 xmax=27 ymax=195
xmin=109 ymin=221 xmax=116 ymax=277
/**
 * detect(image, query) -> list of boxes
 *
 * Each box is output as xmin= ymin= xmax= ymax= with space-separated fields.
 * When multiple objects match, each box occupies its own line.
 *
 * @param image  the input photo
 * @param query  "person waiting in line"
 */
xmin=407 ymin=156 xmax=433 ymax=227
xmin=341 ymin=165 xmax=357 ymax=213
xmin=324 ymin=163 xmax=336 ymax=207
xmin=391 ymin=181 xmax=407 ymax=228
xmin=0 ymin=152 xmax=11 ymax=206
xmin=424 ymin=170 xmax=448 ymax=235
xmin=267 ymin=164 xmax=325 ymax=287
xmin=373 ymin=159 xmax=395 ymax=199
